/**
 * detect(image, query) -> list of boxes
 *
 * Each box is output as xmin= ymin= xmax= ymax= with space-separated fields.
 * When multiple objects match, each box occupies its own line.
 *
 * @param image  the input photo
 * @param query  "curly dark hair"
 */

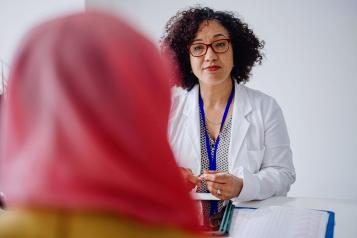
xmin=160 ymin=6 xmax=264 ymax=89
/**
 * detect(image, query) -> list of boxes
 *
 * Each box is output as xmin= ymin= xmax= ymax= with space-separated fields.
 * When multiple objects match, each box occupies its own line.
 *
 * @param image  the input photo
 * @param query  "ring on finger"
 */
xmin=217 ymin=187 xmax=222 ymax=196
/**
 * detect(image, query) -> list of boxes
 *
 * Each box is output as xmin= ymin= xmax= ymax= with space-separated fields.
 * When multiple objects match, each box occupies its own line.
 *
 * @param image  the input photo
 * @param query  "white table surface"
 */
xmin=229 ymin=196 xmax=357 ymax=238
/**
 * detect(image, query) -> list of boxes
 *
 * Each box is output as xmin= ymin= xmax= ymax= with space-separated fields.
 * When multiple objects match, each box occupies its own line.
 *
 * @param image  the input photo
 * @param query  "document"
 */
xmin=231 ymin=206 xmax=333 ymax=238
xmin=191 ymin=192 xmax=219 ymax=200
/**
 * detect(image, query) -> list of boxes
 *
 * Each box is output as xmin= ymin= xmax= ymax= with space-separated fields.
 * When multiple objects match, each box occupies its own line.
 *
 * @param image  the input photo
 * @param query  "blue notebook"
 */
xmin=232 ymin=206 xmax=335 ymax=238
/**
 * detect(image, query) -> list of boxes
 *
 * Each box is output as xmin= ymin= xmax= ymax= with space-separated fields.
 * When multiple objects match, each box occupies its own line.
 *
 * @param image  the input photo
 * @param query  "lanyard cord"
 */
xmin=198 ymin=84 xmax=235 ymax=216
xmin=199 ymin=85 xmax=235 ymax=170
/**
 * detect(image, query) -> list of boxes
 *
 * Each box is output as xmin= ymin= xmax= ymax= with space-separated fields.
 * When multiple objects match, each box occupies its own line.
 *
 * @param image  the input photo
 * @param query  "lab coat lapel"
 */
xmin=229 ymin=83 xmax=252 ymax=169
xmin=183 ymin=85 xmax=201 ymax=165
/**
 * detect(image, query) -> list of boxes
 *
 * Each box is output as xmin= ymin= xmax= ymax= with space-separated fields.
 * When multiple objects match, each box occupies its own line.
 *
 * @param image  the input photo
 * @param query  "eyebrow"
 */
xmin=192 ymin=33 xmax=227 ymax=43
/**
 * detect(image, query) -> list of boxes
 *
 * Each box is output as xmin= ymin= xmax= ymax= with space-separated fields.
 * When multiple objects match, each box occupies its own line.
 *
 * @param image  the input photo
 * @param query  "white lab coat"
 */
xmin=168 ymin=82 xmax=296 ymax=203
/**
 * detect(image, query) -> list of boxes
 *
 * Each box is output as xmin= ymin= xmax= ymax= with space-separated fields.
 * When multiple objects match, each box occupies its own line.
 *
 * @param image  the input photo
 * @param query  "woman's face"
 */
xmin=189 ymin=20 xmax=233 ymax=86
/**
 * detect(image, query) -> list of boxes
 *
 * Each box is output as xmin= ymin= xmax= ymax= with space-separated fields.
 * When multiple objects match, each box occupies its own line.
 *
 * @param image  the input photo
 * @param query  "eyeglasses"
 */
xmin=188 ymin=39 xmax=231 ymax=57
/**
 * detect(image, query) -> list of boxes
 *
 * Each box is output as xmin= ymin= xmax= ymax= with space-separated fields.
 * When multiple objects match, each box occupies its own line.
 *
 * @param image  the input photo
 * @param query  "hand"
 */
xmin=180 ymin=167 xmax=200 ymax=191
xmin=200 ymin=170 xmax=243 ymax=200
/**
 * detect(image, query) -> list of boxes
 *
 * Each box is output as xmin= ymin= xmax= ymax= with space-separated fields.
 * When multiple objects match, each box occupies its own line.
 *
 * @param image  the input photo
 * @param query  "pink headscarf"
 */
xmin=0 ymin=11 xmax=199 ymax=231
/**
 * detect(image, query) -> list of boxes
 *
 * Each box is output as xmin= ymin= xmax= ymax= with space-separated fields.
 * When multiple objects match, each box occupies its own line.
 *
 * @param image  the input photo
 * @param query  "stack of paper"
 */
xmin=231 ymin=206 xmax=331 ymax=238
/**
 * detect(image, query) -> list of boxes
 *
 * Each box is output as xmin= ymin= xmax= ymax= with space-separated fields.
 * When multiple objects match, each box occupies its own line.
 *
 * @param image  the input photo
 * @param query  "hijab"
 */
xmin=0 ymin=11 xmax=199 ymax=231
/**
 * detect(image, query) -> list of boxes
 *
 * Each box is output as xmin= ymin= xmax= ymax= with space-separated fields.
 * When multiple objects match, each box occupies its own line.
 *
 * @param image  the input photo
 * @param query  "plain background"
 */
xmin=0 ymin=0 xmax=84 ymax=94
xmin=1 ymin=0 xmax=357 ymax=200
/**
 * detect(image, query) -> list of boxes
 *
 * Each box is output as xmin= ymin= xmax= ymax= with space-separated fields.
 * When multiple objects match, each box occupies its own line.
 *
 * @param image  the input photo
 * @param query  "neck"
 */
xmin=199 ymin=78 xmax=233 ymax=109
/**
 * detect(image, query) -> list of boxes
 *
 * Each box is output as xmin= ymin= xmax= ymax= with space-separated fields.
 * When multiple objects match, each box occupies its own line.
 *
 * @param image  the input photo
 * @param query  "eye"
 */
xmin=191 ymin=44 xmax=205 ymax=52
xmin=213 ymin=40 xmax=227 ymax=49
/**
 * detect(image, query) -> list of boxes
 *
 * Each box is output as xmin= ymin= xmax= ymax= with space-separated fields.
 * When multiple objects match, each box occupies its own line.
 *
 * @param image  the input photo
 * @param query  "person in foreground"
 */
xmin=161 ymin=6 xmax=296 ymax=223
xmin=0 ymin=10 xmax=201 ymax=238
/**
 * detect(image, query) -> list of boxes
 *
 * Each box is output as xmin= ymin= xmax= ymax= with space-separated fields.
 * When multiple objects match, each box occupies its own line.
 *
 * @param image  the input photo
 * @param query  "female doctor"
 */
xmin=161 ymin=7 xmax=296 ymax=210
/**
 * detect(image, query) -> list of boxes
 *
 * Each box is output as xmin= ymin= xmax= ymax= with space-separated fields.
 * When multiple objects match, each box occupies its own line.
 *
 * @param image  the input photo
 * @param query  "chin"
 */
xmin=199 ymin=77 xmax=228 ymax=86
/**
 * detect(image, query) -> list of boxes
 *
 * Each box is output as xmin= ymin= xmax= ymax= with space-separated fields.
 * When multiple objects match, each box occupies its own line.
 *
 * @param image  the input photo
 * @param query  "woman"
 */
xmin=161 ymin=6 xmax=296 ymax=221
xmin=0 ymin=11 xmax=200 ymax=237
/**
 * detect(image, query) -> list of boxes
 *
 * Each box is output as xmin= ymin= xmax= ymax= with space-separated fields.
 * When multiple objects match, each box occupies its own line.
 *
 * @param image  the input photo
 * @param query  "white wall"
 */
xmin=86 ymin=0 xmax=357 ymax=200
xmin=0 ymin=0 xmax=85 ymax=92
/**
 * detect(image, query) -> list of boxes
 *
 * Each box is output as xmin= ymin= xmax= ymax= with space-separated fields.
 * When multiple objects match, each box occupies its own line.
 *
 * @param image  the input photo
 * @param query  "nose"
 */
xmin=204 ymin=45 xmax=218 ymax=61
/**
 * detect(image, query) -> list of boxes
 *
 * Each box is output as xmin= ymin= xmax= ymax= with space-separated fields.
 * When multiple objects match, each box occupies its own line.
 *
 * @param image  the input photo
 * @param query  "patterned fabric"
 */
xmin=197 ymin=113 xmax=232 ymax=226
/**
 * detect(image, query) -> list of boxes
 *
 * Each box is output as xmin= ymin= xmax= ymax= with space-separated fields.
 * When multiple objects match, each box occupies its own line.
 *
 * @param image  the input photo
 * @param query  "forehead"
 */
xmin=194 ymin=20 xmax=229 ymax=40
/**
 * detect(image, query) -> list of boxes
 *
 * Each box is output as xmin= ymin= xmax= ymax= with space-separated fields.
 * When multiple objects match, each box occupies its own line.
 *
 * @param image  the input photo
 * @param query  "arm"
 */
xmin=233 ymin=98 xmax=296 ymax=202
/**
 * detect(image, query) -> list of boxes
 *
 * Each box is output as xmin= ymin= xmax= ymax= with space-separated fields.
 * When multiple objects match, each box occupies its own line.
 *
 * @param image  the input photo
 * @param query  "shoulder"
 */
xmin=238 ymin=84 xmax=281 ymax=111
xmin=237 ymin=84 xmax=285 ymax=125
xmin=170 ymin=86 xmax=188 ymax=114
xmin=171 ymin=86 xmax=188 ymax=103
xmin=168 ymin=86 xmax=192 ymax=144
xmin=169 ymin=86 xmax=192 ymax=126
xmin=238 ymin=84 xmax=275 ymax=103
xmin=170 ymin=85 xmax=198 ymax=112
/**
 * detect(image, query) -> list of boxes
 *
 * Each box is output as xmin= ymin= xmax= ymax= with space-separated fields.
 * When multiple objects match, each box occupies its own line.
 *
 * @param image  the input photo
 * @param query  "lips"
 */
xmin=204 ymin=65 xmax=221 ymax=72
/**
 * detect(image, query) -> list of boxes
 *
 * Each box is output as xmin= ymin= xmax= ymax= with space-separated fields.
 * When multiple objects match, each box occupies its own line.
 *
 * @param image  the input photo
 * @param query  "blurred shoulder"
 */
xmin=169 ymin=86 xmax=189 ymax=120
xmin=171 ymin=86 xmax=188 ymax=99
xmin=171 ymin=86 xmax=188 ymax=109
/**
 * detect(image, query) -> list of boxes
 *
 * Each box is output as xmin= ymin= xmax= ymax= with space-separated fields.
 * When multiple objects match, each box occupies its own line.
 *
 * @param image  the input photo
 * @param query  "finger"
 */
xmin=188 ymin=174 xmax=200 ymax=185
xmin=201 ymin=170 xmax=229 ymax=179
xmin=180 ymin=167 xmax=196 ymax=180
xmin=205 ymin=178 xmax=233 ymax=197
xmin=200 ymin=173 xmax=226 ymax=184
xmin=205 ymin=180 xmax=214 ymax=192
xmin=205 ymin=181 xmax=223 ymax=193
xmin=183 ymin=167 xmax=193 ymax=175
xmin=215 ymin=172 xmax=229 ymax=177
xmin=180 ymin=168 xmax=188 ymax=177
xmin=202 ymin=170 xmax=224 ymax=174
xmin=186 ymin=168 xmax=193 ymax=174
xmin=206 ymin=182 xmax=224 ymax=198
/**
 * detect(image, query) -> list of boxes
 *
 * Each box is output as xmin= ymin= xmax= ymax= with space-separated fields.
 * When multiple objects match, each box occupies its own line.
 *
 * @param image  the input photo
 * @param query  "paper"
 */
xmin=191 ymin=192 xmax=220 ymax=200
xmin=231 ymin=206 xmax=329 ymax=238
